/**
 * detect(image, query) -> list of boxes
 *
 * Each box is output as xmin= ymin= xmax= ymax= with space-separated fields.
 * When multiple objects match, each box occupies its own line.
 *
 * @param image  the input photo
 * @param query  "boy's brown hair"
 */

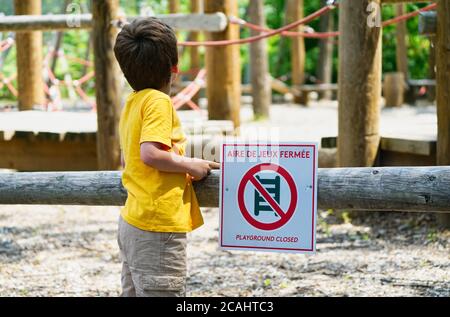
xmin=114 ymin=18 xmax=178 ymax=91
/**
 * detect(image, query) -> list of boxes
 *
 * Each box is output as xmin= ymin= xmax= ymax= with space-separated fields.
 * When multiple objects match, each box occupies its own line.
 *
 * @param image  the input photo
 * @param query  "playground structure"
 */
xmin=0 ymin=0 xmax=449 ymax=219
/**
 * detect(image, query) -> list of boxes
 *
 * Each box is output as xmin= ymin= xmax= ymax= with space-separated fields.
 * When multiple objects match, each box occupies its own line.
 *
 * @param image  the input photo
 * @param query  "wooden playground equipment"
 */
xmin=0 ymin=1 xmax=449 ymax=222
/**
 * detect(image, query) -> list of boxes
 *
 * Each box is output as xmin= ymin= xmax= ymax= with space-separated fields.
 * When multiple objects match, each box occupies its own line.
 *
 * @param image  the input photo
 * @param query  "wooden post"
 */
xmin=205 ymin=0 xmax=241 ymax=128
xmin=428 ymin=36 xmax=436 ymax=102
xmin=92 ymin=0 xmax=121 ymax=170
xmin=383 ymin=72 xmax=405 ymax=107
xmin=316 ymin=0 xmax=334 ymax=100
xmin=436 ymin=0 xmax=450 ymax=227
xmin=338 ymin=0 xmax=382 ymax=167
xmin=190 ymin=0 xmax=202 ymax=105
xmin=395 ymin=3 xmax=409 ymax=79
xmin=249 ymin=0 xmax=270 ymax=119
xmin=169 ymin=0 xmax=180 ymax=38
xmin=14 ymin=0 xmax=45 ymax=110
xmin=287 ymin=0 xmax=305 ymax=104
xmin=169 ymin=0 xmax=180 ymax=14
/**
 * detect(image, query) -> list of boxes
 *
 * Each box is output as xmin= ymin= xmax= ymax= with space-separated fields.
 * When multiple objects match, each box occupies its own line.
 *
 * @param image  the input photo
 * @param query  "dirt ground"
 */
xmin=0 ymin=205 xmax=448 ymax=297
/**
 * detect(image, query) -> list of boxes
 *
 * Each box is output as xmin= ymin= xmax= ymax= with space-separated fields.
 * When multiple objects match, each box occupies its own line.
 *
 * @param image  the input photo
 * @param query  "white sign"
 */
xmin=219 ymin=142 xmax=318 ymax=254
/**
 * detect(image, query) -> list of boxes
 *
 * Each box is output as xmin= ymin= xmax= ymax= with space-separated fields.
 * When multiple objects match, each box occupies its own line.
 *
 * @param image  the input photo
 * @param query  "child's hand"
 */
xmin=188 ymin=160 xmax=220 ymax=181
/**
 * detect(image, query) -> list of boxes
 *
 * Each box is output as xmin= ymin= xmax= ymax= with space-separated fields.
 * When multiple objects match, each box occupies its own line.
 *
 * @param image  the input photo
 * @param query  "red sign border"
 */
xmin=237 ymin=163 xmax=298 ymax=231
xmin=220 ymin=143 xmax=317 ymax=252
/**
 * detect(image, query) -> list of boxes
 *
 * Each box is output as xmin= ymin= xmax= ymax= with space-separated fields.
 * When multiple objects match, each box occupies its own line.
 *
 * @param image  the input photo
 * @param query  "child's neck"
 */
xmin=160 ymin=84 xmax=171 ymax=96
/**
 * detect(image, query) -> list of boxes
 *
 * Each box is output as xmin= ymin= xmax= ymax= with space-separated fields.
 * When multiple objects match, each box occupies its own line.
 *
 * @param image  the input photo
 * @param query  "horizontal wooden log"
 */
xmin=382 ymin=0 xmax=432 ymax=4
xmin=419 ymin=11 xmax=437 ymax=35
xmin=408 ymin=79 xmax=436 ymax=86
xmin=0 ymin=13 xmax=227 ymax=32
xmin=0 ymin=167 xmax=449 ymax=212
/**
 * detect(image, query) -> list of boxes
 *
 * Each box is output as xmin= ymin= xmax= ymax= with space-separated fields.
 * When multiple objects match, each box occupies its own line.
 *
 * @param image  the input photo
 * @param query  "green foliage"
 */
xmin=0 ymin=0 xmax=436 ymax=99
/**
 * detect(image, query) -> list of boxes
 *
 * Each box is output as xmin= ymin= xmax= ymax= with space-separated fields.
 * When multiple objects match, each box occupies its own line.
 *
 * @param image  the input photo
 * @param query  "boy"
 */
xmin=114 ymin=18 xmax=219 ymax=297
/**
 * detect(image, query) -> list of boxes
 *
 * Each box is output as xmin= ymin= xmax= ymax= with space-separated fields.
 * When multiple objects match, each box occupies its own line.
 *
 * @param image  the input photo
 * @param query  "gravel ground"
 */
xmin=0 ymin=205 xmax=448 ymax=297
xmin=0 ymin=101 xmax=448 ymax=296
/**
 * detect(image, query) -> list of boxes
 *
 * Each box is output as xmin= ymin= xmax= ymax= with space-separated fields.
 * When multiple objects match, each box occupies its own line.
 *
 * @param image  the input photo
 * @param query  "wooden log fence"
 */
xmin=0 ymin=167 xmax=450 ymax=213
xmin=0 ymin=13 xmax=228 ymax=32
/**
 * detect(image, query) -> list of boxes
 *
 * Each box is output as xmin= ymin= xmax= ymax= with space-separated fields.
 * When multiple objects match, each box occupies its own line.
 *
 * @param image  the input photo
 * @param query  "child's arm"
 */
xmin=140 ymin=142 xmax=219 ymax=180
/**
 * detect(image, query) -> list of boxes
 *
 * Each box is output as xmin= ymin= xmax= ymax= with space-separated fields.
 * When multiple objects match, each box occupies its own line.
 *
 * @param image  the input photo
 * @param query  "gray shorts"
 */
xmin=117 ymin=216 xmax=187 ymax=297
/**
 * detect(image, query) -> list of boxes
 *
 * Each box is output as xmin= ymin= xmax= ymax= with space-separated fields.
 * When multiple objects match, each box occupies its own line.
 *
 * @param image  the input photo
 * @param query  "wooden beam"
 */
xmin=205 ymin=0 xmax=241 ymax=128
xmin=338 ymin=0 xmax=382 ymax=167
xmin=436 ymin=0 xmax=450 ymax=227
xmin=92 ymin=0 xmax=121 ymax=170
xmin=249 ymin=0 xmax=270 ymax=119
xmin=14 ymin=0 xmax=45 ymax=110
xmin=287 ymin=0 xmax=306 ymax=104
xmin=0 ymin=13 xmax=228 ymax=32
xmin=1 ymin=167 xmax=450 ymax=212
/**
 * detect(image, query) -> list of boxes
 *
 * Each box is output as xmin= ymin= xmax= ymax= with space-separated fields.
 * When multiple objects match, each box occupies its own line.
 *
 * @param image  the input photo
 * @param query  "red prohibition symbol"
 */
xmin=237 ymin=163 xmax=298 ymax=231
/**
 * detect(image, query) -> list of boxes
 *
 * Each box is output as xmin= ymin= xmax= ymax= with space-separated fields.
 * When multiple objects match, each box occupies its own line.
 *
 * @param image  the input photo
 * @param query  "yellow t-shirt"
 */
xmin=119 ymin=88 xmax=203 ymax=232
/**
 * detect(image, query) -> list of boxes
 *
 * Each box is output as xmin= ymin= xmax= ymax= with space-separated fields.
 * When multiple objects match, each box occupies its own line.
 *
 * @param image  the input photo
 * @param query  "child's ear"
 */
xmin=171 ymin=65 xmax=179 ymax=74
xmin=170 ymin=65 xmax=179 ymax=83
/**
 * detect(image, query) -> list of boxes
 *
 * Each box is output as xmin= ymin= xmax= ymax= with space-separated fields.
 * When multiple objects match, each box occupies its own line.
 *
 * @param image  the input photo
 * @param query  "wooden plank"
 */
xmin=323 ymin=136 xmax=436 ymax=156
xmin=381 ymin=137 xmax=436 ymax=156
xmin=14 ymin=0 xmax=45 ymax=110
xmin=297 ymin=83 xmax=339 ymax=92
xmin=380 ymin=151 xmax=436 ymax=166
xmin=0 ymin=133 xmax=97 ymax=171
xmin=205 ymin=0 xmax=241 ymax=128
xmin=1 ymin=167 xmax=450 ymax=212
xmin=338 ymin=0 xmax=382 ymax=167
xmin=0 ymin=13 xmax=228 ymax=32
xmin=92 ymin=0 xmax=121 ymax=170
